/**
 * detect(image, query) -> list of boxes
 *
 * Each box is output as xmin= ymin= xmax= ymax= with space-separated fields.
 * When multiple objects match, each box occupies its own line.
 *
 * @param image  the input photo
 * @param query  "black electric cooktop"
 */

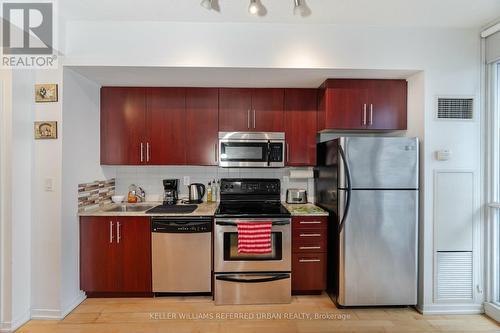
xmin=215 ymin=201 xmax=291 ymax=218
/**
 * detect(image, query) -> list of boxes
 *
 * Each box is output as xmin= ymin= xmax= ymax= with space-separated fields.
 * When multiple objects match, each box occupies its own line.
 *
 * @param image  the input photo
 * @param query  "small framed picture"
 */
xmin=35 ymin=84 xmax=58 ymax=103
xmin=34 ymin=121 xmax=57 ymax=139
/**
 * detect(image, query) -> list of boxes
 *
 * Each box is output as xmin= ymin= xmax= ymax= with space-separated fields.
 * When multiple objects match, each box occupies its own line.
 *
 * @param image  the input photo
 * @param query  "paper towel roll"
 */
xmin=289 ymin=169 xmax=314 ymax=179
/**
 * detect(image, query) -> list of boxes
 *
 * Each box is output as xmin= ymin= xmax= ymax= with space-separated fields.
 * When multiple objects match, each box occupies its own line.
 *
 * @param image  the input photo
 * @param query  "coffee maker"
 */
xmin=163 ymin=179 xmax=179 ymax=205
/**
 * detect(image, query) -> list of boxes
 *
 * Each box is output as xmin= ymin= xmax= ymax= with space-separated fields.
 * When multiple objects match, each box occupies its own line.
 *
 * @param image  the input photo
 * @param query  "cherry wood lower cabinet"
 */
xmin=291 ymin=216 xmax=328 ymax=294
xmin=80 ymin=216 xmax=152 ymax=296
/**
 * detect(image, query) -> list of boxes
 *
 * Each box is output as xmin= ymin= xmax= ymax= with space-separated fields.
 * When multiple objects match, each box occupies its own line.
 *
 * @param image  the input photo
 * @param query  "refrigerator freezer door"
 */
xmin=337 ymin=189 xmax=418 ymax=306
xmin=339 ymin=137 xmax=418 ymax=189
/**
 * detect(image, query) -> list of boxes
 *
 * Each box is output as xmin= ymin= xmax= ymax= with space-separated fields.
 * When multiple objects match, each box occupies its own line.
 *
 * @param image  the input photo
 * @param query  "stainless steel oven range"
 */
xmin=214 ymin=178 xmax=292 ymax=305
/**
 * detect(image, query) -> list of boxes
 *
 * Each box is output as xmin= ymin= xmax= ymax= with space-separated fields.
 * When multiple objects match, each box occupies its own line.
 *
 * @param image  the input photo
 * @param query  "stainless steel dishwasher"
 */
xmin=151 ymin=216 xmax=212 ymax=293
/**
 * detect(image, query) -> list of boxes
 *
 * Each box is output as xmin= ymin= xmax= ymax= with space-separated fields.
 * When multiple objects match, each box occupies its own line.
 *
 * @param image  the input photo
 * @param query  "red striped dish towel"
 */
xmin=237 ymin=221 xmax=272 ymax=254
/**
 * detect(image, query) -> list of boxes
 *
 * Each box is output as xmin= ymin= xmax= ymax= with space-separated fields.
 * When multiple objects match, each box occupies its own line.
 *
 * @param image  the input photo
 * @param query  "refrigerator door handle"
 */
xmin=338 ymin=145 xmax=352 ymax=233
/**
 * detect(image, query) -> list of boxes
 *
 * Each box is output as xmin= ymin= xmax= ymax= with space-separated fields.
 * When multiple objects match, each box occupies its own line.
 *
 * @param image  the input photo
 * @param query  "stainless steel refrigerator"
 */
xmin=315 ymin=137 xmax=418 ymax=307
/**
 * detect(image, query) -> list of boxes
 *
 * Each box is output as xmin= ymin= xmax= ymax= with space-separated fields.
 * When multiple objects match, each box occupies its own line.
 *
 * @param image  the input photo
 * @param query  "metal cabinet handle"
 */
xmin=146 ymin=142 xmax=150 ymax=162
xmin=299 ymin=258 xmax=321 ymax=263
xmin=117 ymin=222 xmax=121 ymax=243
xmin=299 ymin=221 xmax=322 ymax=224
xmin=369 ymin=104 xmax=373 ymax=125
xmin=286 ymin=143 xmax=290 ymax=162
xmin=214 ymin=143 xmax=218 ymax=163
xmin=140 ymin=143 xmax=144 ymax=162
xmin=109 ymin=221 xmax=114 ymax=243
xmin=299 ymin=233 xmax=321 ymax=237
xmin=253 ymin=110 xmax=256 ymax=129
xmin=362 ymin=104 xmax=367 ymax=125
xmin=247 ymin=109 xmax=251 ymax=129
xmin=299 ymin=246 xmax=321 ymax=250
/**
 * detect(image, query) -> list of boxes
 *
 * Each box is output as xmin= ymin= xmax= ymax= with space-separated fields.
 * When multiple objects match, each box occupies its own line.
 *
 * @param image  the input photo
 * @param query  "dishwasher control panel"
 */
xmin=151 ymin=217 xmax=212 ymax=233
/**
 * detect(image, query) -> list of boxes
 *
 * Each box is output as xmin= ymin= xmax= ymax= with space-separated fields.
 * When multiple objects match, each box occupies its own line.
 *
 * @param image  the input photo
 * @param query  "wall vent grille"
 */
xmin=437 ymin=97 xmax=473 ymax=120
xmin=436 ymin=251 xmax=473 ymax=301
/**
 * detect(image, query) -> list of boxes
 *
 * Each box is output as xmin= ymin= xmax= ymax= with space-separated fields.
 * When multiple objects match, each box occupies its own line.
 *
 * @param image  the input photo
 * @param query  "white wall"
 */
xmin=60 ymin=68 xmax=114 ymax=313
xmin=0 ymin=70 xmax=34 ymax=332
xmin=113 ymin=166 xmax=313 ymax=203
xmin=61 ymin=21 xmax=482 ymax=313
xmin=30 ymin=69 xmax=63 ymax=319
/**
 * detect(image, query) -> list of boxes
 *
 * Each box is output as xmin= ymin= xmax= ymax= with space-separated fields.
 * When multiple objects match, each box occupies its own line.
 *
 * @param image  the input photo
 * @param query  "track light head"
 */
xmin=200 ymin=0 xmax=220 ymax=12
xmin=293 ymin=0 xmax=311 ymax=17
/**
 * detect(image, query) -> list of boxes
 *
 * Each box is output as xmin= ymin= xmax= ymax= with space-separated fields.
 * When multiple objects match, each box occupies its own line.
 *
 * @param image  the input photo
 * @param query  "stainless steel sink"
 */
xmin=105 ymin=204 xmax=156 ymax=212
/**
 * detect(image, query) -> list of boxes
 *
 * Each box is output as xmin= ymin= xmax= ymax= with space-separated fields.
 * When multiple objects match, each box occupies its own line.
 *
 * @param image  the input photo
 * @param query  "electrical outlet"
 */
xmin=183 ymin=176 xmax=190 ymax=186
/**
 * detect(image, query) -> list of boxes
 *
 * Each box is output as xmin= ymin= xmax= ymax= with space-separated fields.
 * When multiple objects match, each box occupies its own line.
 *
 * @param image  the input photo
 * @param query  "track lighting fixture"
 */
xmin=248 ymin=0 xmax=260 ymax=15
xmin=200 ymin=0 xmax=220 ymax=12
xmin=201 ymin=0 xmax=310 ymax=17
xmin=293 ymin=0 xmax=311 ymax=17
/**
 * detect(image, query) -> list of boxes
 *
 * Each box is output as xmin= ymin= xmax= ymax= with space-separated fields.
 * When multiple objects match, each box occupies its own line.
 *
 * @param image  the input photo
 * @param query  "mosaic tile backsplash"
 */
xmin=78 ymin=179 xmax=115 ymax=212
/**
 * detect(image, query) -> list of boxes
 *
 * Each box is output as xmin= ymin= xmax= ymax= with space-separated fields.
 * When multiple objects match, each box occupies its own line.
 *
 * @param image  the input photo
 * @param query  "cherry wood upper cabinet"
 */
xmin=318 ymin=79 xmax=407 ymax=131
xmin=185 ymin=88 xmax=219 ymax=166
xmin=219 ymin=88 xmax=284 ymax=132
xmin=101 ymin=87 xmax=146 ymax=165
xmin=251 ymin=88 xmax=284 ymax=132
xmin=146 ymin=88 xmax=186 ymax=165
xmin=367 ymin=80 xmax=407 ymax=130
xmin=284 ymin=89 xmax=317 ymax=166
xmin=219 ymin=88 xmax=252 ymax=132
xmin=80 ymin=216 xmax=152 ymax=295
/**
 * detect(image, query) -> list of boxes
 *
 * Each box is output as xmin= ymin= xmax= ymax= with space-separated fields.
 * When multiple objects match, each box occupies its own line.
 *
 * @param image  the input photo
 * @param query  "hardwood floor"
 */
xmin=18 ymin=294 xmax=498 ymax=333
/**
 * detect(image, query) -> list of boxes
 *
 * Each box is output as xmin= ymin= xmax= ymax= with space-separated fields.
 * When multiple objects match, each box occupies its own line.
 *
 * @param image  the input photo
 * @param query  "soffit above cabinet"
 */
xmin=68 ymin=66 xmax=418 ymax=88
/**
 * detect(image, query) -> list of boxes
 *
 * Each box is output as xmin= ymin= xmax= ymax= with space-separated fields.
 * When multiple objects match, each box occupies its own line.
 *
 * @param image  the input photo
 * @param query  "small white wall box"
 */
xmin=436 ymin=150 xmax=452 ymax=161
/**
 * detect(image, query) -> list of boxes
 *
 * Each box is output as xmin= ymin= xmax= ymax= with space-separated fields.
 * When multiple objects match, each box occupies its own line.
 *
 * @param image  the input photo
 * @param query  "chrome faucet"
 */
xmin=129 ymin=184 xmax=146 ymax=202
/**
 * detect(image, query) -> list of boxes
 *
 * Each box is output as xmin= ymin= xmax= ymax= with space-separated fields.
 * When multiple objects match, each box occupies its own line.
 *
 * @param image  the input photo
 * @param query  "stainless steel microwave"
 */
xmin=218 ymin=132 xmax=285 ymax=168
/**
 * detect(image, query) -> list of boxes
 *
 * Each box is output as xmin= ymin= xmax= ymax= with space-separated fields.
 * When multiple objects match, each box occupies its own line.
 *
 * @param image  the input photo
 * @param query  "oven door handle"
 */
xmin=215 ymin=220 xmax=290 ymax=226
xmin=216 ymin=273 xmax=290 ymax=283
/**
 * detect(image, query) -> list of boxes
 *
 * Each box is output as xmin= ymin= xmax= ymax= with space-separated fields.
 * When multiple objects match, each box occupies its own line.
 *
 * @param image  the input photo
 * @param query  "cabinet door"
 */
xmin=146 ymin=88 xmax=186 ymax=165
xmin=292 ymin=253 xmax=327 ymax=292
xmin=367 ymin=80 xmax=407 ymax=130
xmin=321 ymin=80 xmax=368 ymax=130
xmin=219 ymin=88 xmax=252 ymax=131
xmin=186 ymin=88 xmax=219 ymax=165
xmin=252 ymin=88 xmax=284 ymax=132
xmin=116 ymin=217 xmax=152 ymax=292
xmin=80 ymin=217 xmax=120 ymax=292
xmin=284 ymin=89 xmax=317 ymax=166
xmin=101 ymin=87 xmax=146 ymax=165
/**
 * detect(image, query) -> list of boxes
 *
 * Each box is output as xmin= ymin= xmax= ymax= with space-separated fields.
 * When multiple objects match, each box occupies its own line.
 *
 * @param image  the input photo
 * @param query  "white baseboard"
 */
xmin=0 ymin=309 xmax=31 ymax=332
xmin=31 ymin=291 xmax=86 ymax=320
xmin=416 ymin=303 xmax=484 ymax=315
xmin=61 ymin=291 xmax=86 ymax=319
xmin=484 ymin=302 xmax=500 ymax=322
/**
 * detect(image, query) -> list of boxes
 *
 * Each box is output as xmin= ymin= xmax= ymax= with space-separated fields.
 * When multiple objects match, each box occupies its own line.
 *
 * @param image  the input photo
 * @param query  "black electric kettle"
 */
xmin=187 ymin=183 xmax=206 ymax=204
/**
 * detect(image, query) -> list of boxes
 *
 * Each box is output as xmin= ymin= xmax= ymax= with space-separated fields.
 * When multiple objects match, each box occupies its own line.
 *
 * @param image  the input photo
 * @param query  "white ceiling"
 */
xmin=68 ymin=66 xmax=418 ymax=87
xmin=59 ymin=0 xmax=500 ymax=28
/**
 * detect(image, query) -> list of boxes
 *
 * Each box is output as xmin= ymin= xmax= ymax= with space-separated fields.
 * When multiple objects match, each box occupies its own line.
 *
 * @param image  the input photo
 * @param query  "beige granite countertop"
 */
xmin=79 ymin=201 xmax=327 ymax=217
xmin=282 ymin=203 xmax=329 ymax=216
xmin=78 ymin=201 xmax=219 ymax=217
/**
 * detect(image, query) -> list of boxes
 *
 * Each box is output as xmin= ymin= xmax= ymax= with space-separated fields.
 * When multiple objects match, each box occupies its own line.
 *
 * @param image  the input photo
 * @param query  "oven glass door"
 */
xmin=214 ymin=220 xmax=291 ymax=273
xmin=219 ymin=141 xmax=269 ymax=166
xmin=224 ymin=232 xmax=282 ymax=261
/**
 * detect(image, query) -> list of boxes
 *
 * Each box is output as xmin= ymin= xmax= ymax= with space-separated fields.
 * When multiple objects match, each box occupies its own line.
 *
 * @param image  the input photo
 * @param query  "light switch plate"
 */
xmin=44 ymin=178 xmax=54 ymax=191
xmin=183 ymin=176 xmax=190 ymax=186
